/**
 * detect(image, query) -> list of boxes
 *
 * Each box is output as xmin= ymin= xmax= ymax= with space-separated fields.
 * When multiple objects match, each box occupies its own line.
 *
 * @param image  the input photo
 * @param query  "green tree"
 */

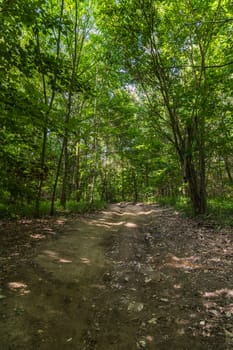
xmin=97 ymin=0 xmax=233 ymax=214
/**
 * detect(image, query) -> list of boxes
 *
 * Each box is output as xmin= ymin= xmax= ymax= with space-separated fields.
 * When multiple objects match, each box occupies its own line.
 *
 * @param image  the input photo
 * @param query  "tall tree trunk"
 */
xmin=89 ymin=67 xmax=99 ymax=204
xmin=50 ymin=143 xmax=64 ymax=215
xmin=132 ymin=169 xmax=138 ymax=202
xmin=183 ymin=127 xmax=206 ymax=214
xmin=60 ymin=0 xmax=78 ymax=208
xmin=60 ymin=136 xmax=69 ymax=208
xmin=34 ymin=0 xmax=64 ymax=217
xmin=185 ymin=156 xmax=201 ymax=214
xmin=224 ymin=156 xmax=233 ymax=183
xmin=60 ymin=0 xmax=88 ymax=208
xmin=75 ymin=141 xmax=82 ymax=201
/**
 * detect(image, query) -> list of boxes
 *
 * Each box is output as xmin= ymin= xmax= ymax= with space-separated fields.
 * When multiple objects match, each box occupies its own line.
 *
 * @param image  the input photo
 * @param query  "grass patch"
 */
xmin=206 ymin=198 xmax=233 ymax=227
xmin=0 ymin=201 xmax=52 ymax=219
xmin=0 ymin=199 xmax=107 ymax=219
xmin=157 ymin=196 xmax=233 ymax=227
xmin=156 ymin=196 xmax=193 ymax=215
xmin=65 ymin=200 xmax=107 ymax=214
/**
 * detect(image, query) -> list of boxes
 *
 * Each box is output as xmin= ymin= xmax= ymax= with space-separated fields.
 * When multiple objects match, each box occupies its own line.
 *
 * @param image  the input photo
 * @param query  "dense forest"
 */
xmin=1 ymin=0 xmax=233 ymax=218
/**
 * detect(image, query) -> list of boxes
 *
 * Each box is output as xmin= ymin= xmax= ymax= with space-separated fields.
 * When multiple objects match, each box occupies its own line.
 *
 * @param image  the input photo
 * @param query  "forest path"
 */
xmin=0 ymin=203 xmax=233 ymax=350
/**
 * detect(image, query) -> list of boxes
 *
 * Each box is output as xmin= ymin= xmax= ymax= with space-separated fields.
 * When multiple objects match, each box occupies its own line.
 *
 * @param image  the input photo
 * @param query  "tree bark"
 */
xmin=34 ymin=0 xmax=64 ymax=216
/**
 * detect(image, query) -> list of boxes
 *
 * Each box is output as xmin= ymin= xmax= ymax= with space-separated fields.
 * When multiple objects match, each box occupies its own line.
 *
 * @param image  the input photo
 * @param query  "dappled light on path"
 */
xmin=80 ymin=257 xmax=91 ymax=265
xmin=58 ymin=258 xmax=72 ymax=263
xmin=124 ymin=222 xmax=138 ymax=228
xmin=164 ymin=254 xmax=202 ymax=270
xmin=1 ymin=203 xmax=232 ymax=349
xmin=42 ymin=250 xmax=73 ymax=264
xmin=202 ymin=288 xmax=233 ymax=299
xmin=8 ymin=282 xmax=30 ymax=295
xmin=91 ymin=220 xmax=125 ymax=228
xmin=30 ymin=233 xmax=46 ymax=240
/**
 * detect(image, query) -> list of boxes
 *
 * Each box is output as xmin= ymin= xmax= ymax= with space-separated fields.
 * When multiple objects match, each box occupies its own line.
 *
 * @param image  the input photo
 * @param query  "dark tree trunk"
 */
xmin=185 ymin=156 xmax=206 ymax=215
xmin=224 ymin=156 xmax=233 ymax=183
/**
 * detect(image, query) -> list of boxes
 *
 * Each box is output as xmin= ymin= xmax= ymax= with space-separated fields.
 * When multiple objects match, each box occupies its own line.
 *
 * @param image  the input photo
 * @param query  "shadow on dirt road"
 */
xmin=0 ymin=203 xmax=232 ymax=349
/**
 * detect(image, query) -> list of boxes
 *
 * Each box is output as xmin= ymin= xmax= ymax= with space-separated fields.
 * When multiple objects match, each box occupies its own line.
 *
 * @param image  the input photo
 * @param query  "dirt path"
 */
xmin=0 ymin=203 xmax=233 ymax=349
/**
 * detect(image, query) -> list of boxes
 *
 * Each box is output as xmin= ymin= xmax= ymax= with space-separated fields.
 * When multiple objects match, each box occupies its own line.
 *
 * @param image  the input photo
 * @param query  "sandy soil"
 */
xmin=0 ymin=203 xmax=233 ymax=349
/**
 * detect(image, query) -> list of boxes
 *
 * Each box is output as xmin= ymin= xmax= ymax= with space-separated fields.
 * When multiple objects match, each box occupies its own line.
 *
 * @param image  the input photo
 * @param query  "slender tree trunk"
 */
xmin=35 ymin=127 xmax=47 ymax=217
xmin=50 ymin=143 xmax=64 ymax=215
xmin=185 ymin=157 xmax=201 ymax=214
xmin=60 ymin=0 xmax=89 ymax=208
xmin=224 ymin=156 xmax=233 ymax=183
xmin=60 ymin=0 xmax=79 ymax=209
xmin=34 ymin=29 xmax=49 ymax=217
xmin=34 ymin=0 xmax=64 ymax=217
xmin=60 ymin=136 xmax=69 ymax=208
xmin=132 ymin=170 xmax=138 ymax=202
xmin=198 ymin=42 xmax=207 ymax=214
xmin=75 ymin=141 xmax=82 ymax=201
xmin=121 ymin=156 xmax=126 ymax=201
xmin=89 ymin=68 xmax=99 ymax=205
xmin=199 ymin=142 xmax=207 ymax=214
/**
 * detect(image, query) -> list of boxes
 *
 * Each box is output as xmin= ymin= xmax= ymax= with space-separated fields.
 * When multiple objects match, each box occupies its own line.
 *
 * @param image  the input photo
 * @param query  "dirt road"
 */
xmin=0 ymin=203 xmax=233 ymax=349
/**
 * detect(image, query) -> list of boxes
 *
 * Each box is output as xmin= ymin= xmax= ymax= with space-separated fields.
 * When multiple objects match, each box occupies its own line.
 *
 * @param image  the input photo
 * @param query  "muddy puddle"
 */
xmin=0 ymin=203 xmax=232 ymax=349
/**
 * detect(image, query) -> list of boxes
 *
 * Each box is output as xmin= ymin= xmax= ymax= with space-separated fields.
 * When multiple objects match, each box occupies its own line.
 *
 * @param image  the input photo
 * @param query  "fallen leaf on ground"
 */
xmin=128 ymin=302 xmax=144 ymax=312
xmin=148 ymin=317 xmax=157 ymax=324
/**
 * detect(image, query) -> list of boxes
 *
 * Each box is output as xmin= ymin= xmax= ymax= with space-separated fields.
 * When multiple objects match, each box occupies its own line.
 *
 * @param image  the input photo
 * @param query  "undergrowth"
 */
xmin=1 ymin=195 xmax=232 ymax=227
xmin=156 ymin=196 xmax=233 ymax=227
xmin=0 ymin=200 xmax=107 ymax=219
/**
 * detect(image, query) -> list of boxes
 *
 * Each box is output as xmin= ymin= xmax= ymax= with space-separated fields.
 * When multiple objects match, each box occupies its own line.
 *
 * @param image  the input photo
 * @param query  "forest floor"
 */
xmin=0 ymin=203 xmax=233 ymax=350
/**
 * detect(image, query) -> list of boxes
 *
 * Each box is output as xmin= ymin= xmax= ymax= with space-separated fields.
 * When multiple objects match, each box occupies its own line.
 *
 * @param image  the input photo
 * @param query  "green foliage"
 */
xmin=0 ymin=0 xmax=233 ymax=218
xmin=156 ymin=196 xmax=193 ymax=215
xmin=97 ymin=0 xmax=233 ymax=214
xmin=207 ymin=199 xmax=233 ymax=227
xmin=157 ymin=196 xmax=233 ymax=227
xmin=0 ymin=199 xmax=107 ymax=218
xmin=66 ymin=200 xmax=107 ymax=213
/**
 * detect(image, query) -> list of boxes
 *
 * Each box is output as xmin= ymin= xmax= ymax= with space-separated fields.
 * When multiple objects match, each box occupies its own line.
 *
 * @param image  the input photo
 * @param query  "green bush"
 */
xmin=207 ymin=198 xmax=233 ymax=226
xmin=66 ymin=200 xmax=107 ymax=213
xmin=157 ymin=196 xmax=233 ymax=226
